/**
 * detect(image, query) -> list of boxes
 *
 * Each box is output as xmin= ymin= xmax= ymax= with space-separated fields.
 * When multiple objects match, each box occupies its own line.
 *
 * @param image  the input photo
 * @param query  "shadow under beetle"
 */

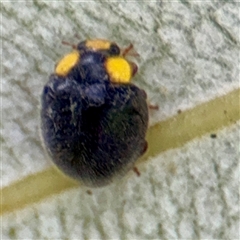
xmin=41 ymin=39 xmax=149 ymax=187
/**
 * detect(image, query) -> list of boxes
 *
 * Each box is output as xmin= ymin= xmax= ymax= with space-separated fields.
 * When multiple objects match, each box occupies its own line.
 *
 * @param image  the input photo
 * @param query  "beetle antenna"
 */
xmin=61 ymin=40 xmax=77 ymax=49
xmin=122 ymin=43 xmax=140 ymax=57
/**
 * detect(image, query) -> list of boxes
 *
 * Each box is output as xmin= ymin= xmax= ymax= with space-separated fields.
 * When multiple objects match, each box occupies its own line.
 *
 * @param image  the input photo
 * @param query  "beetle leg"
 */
xmin=149 ymin=104 xmax=159 ymax=110
xmin=133 ymin=166 xmax=141 ymax=177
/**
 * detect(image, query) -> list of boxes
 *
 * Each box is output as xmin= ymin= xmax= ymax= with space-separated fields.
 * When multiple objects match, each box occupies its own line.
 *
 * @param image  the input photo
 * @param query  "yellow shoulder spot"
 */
xmin=105 ymin=57 xmax=132 ymax=84
xmin=85 ymin=39 xmax=111 ymax=51
xmin=55 ymin=51 xmax=80 ymax=76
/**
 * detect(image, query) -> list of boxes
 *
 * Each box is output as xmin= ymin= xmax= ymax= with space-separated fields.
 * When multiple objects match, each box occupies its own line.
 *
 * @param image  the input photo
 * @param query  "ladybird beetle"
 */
xmin=41 ymin=39 xmax=148 ymax=187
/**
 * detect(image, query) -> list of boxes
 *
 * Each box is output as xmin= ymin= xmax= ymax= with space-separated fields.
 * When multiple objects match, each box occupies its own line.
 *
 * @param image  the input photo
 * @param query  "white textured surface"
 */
xmin=2 ymin=1 xmax=240 ymax=239
xmin=2 ymin=123 xmax=239 ymax=239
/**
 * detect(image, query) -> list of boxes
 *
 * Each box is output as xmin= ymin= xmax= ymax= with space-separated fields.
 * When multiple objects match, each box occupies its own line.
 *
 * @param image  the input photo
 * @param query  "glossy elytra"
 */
xmin=41 ymin=39 xmax=149 ymax=187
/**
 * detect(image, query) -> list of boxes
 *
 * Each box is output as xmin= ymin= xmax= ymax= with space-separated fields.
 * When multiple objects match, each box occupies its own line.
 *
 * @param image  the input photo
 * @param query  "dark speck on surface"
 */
xmin=210 ymin=133 xmax=217 ymax=139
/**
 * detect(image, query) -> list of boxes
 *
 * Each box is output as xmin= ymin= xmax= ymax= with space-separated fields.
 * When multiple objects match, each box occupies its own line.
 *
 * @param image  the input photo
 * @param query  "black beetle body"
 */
xmin=41 ymin=39 xmax=148 ymax=187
